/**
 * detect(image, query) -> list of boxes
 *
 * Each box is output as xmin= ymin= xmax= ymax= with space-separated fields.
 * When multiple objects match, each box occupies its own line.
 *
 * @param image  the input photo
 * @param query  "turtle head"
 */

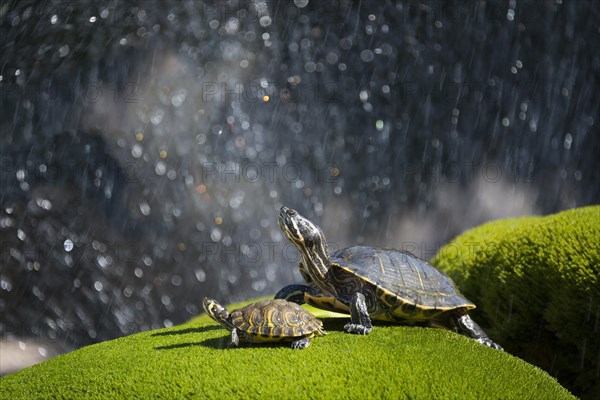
xmin=279 ymin=207 xmax=327 ymax=252
xmin=202 ymin=297 xmax=230 ymax=325
xmin=279 ymin=207 xmax=332 ymax=291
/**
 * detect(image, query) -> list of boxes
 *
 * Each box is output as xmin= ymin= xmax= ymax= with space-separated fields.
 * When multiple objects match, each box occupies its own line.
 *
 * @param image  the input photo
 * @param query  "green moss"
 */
xmin=1 ymin=313 xmax=573 ymax=399
xmin=431 ymin=205 xmax=600 ymax=399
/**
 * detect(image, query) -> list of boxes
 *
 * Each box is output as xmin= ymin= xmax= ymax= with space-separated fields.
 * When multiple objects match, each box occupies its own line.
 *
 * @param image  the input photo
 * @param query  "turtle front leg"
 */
xmin=275 ymin=284 xmax=324 ymax=305
xmin=274 ymin=284 xmax=310 ymax=304
xmin=229 ymin=328 xmax=240 ymax=348
xmin=455 ymin=314 xmax=503 ymax=350
xmin=344 ymin=292 xmax=373 ymax=335
xmin=291 ymin=337 xmax=311 ymax=349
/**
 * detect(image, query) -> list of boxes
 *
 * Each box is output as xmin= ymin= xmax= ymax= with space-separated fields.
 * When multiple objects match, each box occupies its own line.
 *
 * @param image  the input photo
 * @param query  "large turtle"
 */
xmin=275 ymin=207 xmax=502 ymax=350
xmin=202 ymin=298 xmax=326 ymax=349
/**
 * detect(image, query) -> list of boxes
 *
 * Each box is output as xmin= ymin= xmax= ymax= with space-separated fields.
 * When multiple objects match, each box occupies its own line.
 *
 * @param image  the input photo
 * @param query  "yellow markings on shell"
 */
xmin=375 ymin=254 xmax=385 ymax=275
xmin=414 ymin=263 xmax=425 ymax=290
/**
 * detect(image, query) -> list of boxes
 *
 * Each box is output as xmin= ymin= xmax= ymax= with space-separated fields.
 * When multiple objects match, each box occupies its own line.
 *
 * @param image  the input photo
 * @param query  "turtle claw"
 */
xmin=291 ymin=337 xmax=310 ymax=349
xmin=477 ymin=338 xmax=503 ymax=351
xmin=229 ymin=328 xmax=240 ymax=348
xmin=344 ymin=323 xmax=372 ymax=335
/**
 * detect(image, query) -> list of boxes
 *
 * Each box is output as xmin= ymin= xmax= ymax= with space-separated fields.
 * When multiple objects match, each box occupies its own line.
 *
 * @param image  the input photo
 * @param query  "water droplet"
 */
xmin=211 ymin=228 xmax=222 ymax=241
xmin=64 ymin=239 xmax=74 ymax=252
xmin=38 ymin=347 xmax=48 ymax=357
xmin=529 ymin=120 xmax=537 ymax=132
xmin=560 ymin=169 xmax=568 ymax=179
xmin=563 ymin=133 xmax=572 ymax=150
xmin=1 ymin=278 xmax=13 ymax=291
xmin=50 ymin=15 xmax=58 ymax=24
xmin=155 ymin=161 xmax=166 ymax=176
xmin=94 ymin=281 xmax=103 ymax=291
xmin=171 ymin=275 xmax=182 ymax=286
xmin=294 ymin=0 xmax=309 ymax=8
xmin=304 ymin=61 xmax=316 ymax=73
xmin=97 ymin=255 xmax=111 ymax=268
xmin=186 ymin=303 xmax=199 ymax=315
xmin=58 ymin=45 xmax=70 ymax=58
xmin=249 ymin=228 xmax=262 ymax=240
xmin=252 ymin=280 xmax=267 ymax=292
xmin=139 ymin=201 xmax=151 ymax=216
xmin=131 ymin=144 xmax=143 ymax=158
xmin=360 ymin=49 xmax=375 ymax=62
xmin=196 ymin=133 xmax=206 ymax=144
xmin=259 ymin=16 xmax=272 ymax=27
xmin=195 ymin=269 xmax=206 ymax=282
xmin=171 ymin=89 xmax=187 ymax=107
xmin=149 ymin=109 xmax=164 ymax=125
xmin=36 ymin=198 xmax=52 ymax=210
xmin=340 ymin=37 xmax=353 ymax=50
xmin=326 ymin=52 xmax=339 ymax=64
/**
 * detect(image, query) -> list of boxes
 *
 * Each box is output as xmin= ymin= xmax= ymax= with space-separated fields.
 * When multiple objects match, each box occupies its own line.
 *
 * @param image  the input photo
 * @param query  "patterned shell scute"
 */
xmin=230 ymin=299 xmax=323 ymax=338
xmin=332 ymin=246 xmax=475 ymax=310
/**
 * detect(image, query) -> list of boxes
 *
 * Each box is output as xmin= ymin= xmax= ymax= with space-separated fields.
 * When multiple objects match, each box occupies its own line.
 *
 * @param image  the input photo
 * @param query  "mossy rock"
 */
xmin=1 ymin=309 xmax=573 ymax=399
xmin=431 ymin=205 xmax=600 ymax=399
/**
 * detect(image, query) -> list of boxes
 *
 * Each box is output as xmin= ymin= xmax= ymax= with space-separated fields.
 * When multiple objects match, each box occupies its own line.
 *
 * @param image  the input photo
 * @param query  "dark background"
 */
xmin=0 ymin=0 xmax=598 ymax=381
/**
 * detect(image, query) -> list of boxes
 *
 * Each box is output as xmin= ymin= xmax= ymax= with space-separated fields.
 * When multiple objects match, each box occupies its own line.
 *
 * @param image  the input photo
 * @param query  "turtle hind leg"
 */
xmin=455 ymin=314 xmax=503 ymax=350
xmin=290 ymin=337 xmax=311 ymax=349
xmin=344 ymin=292 xmax=373 ymax=335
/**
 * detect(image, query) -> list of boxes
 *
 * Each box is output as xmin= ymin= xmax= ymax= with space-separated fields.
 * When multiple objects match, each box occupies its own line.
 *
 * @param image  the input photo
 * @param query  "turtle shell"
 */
xmin=230 ymin=299 xmax=323 ymax=339
xmin=324 ymin=246 xmax=475 ymax=321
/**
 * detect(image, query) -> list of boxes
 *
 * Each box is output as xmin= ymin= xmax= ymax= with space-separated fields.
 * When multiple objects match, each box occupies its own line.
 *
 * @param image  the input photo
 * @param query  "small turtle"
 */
xmin=275 ymin=207 xmax=502 ymax=350
xmin=202 ymin=298 xmax=326 ymax=349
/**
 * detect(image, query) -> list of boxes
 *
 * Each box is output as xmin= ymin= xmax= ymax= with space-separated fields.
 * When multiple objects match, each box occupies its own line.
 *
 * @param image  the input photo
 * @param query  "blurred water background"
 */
xmin=0 ymin=0 xmax=598 ymax=377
